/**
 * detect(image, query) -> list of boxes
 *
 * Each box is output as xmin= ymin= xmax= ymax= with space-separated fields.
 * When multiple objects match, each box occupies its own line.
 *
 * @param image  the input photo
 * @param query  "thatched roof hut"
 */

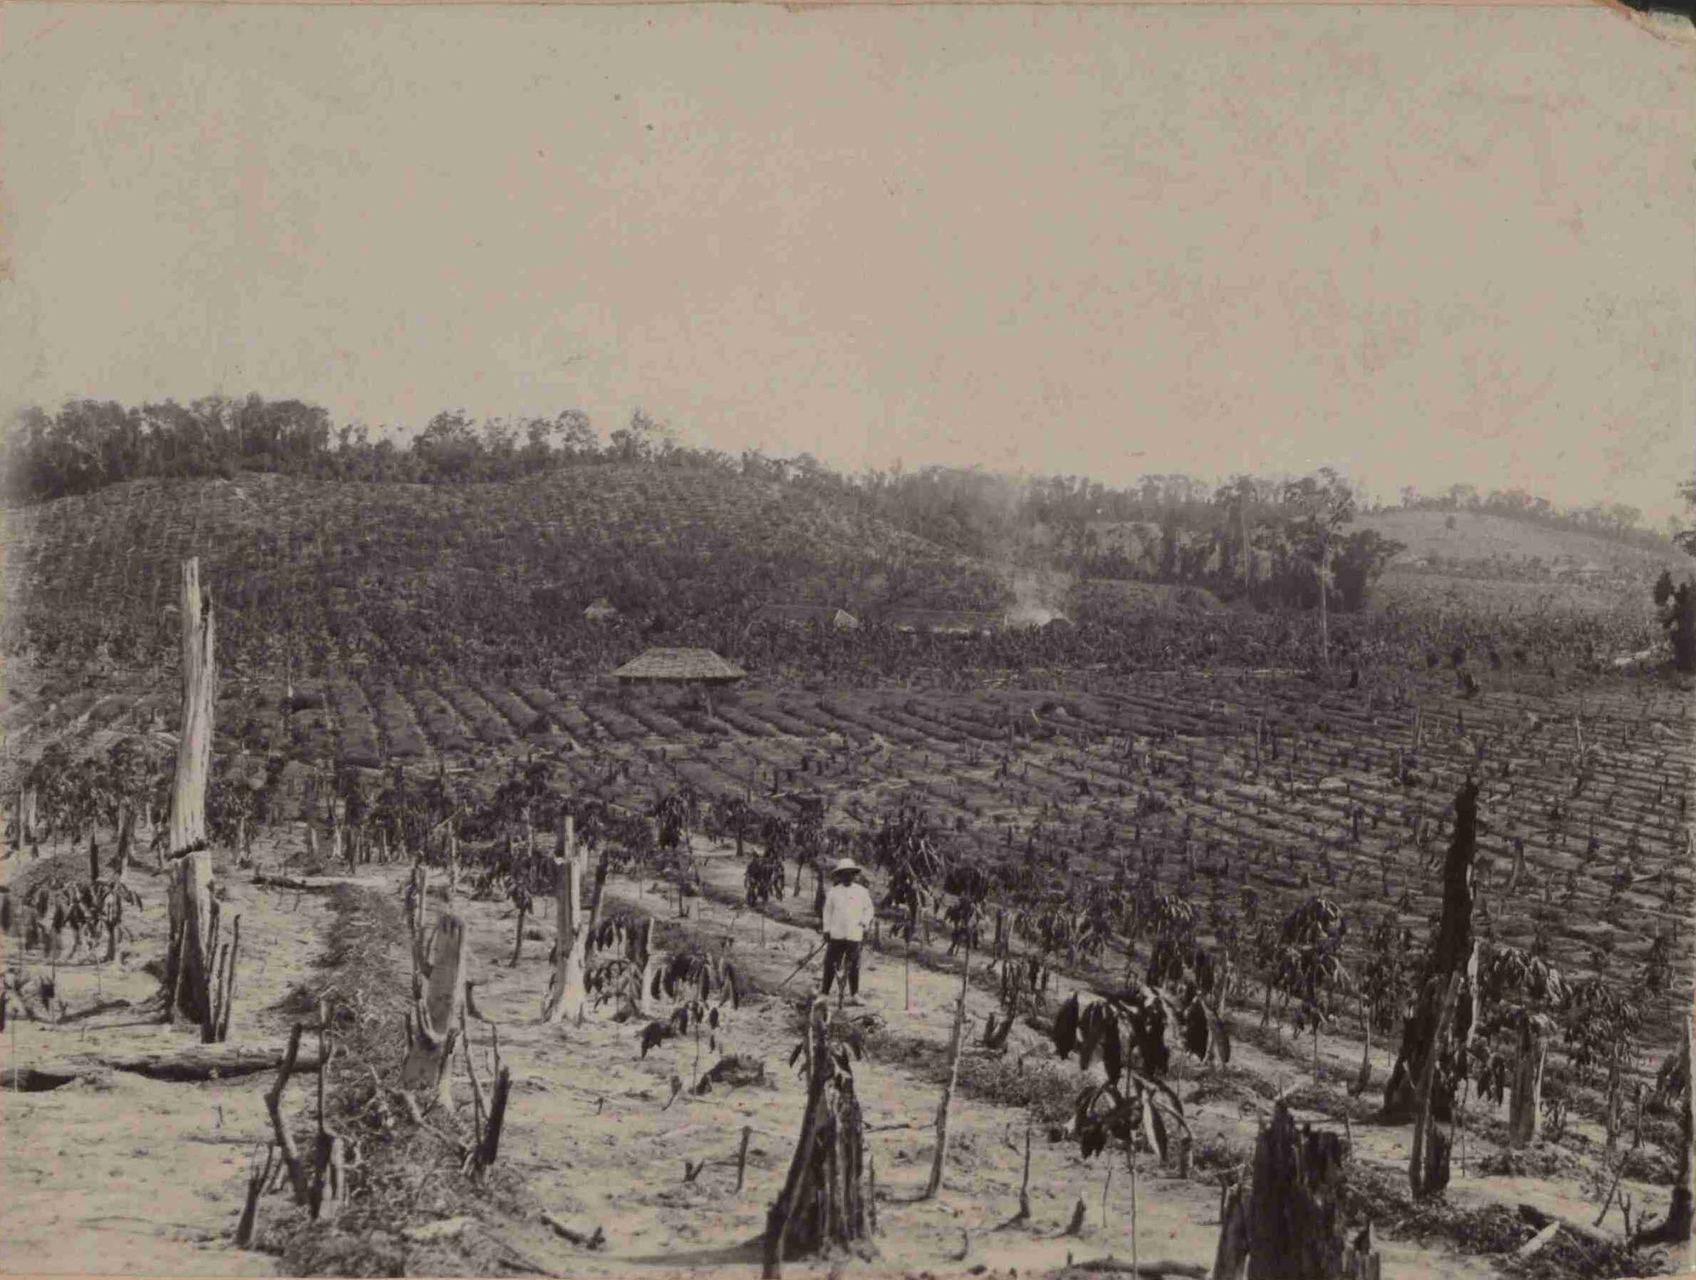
xmin=584 ymin=598 xmax=619 ymax=622
xmin=611 ymin=647 xmax=747 ymax=686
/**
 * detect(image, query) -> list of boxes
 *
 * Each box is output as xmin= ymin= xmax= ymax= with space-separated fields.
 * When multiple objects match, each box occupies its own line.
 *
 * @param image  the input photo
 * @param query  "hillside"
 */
xmin=0 ymin=468 xmax=1005 ymax=678
xmin=3 ymin=466 xmax=1693 ymax=1280
xmin=1359 ymin=509 xmax=1690 ymax=580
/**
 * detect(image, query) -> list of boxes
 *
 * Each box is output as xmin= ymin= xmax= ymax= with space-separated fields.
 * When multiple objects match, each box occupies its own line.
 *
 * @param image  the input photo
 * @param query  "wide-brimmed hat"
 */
xmin=832 ymin=858 xmax=860 ymax=876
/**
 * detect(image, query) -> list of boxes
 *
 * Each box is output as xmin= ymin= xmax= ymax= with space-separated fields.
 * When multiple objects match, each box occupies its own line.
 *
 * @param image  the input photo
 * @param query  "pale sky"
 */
xmin=2 ymin=3 xmax=1692 ymax=520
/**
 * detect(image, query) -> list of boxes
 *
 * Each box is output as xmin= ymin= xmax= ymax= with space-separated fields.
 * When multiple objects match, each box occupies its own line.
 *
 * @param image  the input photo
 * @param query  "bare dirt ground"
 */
xmin=7 ymin=822 xmax=1679 ymax=1280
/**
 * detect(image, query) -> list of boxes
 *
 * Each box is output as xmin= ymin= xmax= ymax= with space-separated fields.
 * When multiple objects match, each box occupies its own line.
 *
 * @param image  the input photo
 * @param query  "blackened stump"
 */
xmin=762 ymin=999 xmax=873 ymax=1278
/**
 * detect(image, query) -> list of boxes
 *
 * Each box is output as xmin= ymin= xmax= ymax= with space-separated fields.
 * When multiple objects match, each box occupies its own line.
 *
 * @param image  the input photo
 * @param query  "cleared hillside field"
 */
xmin=1360 ymin=509 xmax=1688 ymax=579
xmin=3 ymin=474 xmax=1694 ymax=1280
xmin=0 ymin=470 xmax=1004 ymax=678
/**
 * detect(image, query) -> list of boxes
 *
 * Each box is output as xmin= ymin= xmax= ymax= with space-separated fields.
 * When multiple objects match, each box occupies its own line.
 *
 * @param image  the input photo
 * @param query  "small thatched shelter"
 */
xmin=755 ymin=603 xmax=860 ymax=631
xmin=584 ymin=598 xmax=619 ymax=623
xmin=612 ymin=647 xmax=746 ymax=687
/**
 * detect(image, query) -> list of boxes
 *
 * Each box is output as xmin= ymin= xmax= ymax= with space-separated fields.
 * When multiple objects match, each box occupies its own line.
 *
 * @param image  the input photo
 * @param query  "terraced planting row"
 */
xmin=8 ymin=623 xmax=1684 ymax=1059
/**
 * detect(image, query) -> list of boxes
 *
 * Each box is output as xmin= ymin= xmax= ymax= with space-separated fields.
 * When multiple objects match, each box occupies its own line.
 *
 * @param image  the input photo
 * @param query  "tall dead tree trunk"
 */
xmin=168 ymin=558 xmax=215 ymax=858
xmin=161 ymin=560 xmax=222 ymax=1025
xmin=400 ymin=913 xmax=466 ymax=1111
xmin=762 ymin=999 xmax=871 ymax=1279
xmin=542 ymin=823 xmax=588 ymax=1024
xmin=1384 ymin=779 xmax=1479 ymax=1129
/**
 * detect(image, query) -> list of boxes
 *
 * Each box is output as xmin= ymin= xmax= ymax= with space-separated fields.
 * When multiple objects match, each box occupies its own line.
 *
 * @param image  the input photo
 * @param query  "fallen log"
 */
xmin=82 ymin=1042 xmax=323 ymax=1082
xmin=59 ymin=997 xmax=134 ymax=1024
xmin=541 ymin=1212 xmax=606 ymax=1250
xmin=403 ymin=1217 xmax=473 ymax=1244
xmin=1516 ymin=1204 xmax=1617 ymax=1251
xmin=253 ymin=873 xmax=388 ymax=892
xmin=1065 ymin=1257 xmax=1207 ymax=1277
xmin=1514 ymin=1222 xmax=1561 ymax=1261
xmin=1 ymin=1066 xmax=82 ymax=1091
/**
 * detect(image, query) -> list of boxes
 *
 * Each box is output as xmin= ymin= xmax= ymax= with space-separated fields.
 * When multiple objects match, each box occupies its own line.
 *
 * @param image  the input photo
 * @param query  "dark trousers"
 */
xmin=822 ymin=938 xmax=862 ymax=996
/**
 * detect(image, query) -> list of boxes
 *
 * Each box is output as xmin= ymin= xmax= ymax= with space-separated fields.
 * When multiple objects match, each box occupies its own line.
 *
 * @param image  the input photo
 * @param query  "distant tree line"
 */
xmin=0 ymin=397 xmax=719 ymax=501
xmin=4 ymin=395 xmax=1676 ymax=621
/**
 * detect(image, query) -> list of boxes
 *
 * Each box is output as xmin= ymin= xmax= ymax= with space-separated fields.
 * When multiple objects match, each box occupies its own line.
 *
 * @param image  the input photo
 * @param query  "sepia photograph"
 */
xmin=1 ymin=1 xmax=1694 ymax=1277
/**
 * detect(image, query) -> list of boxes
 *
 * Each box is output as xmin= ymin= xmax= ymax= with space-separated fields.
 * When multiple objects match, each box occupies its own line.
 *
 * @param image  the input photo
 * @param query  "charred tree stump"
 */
xmin=1241 ymin=1102 xmax=1376 ymax=1279
xmin=164 ymin=850 xmax=215 ymax=1025
xmin=308 ymin=1131 xmax=345 ymax=1223
xmin=1384 ymin=779 xmax=1479 ymax=1127
xmin=1213 ymin=1183 xmax=1250 ymax=1280
xmin=1506 ymin=1015 xmax=1550 ymax=1149
xmin=235 ymin=1146 xmax=276 ymax=1248
xmin=201 ymin=905 xmax=241 ymax=1043
xmin=1421 ymin=1124 xmax=1451 ymax=1197
xmin=400 ymin=913 xmax=466 ymax=1111
xmin=586 ymin=839 xmax=610 ymax=937
xmin=476 ymin=1065 xmax=513 ymax=1174
xmin=632 ymin=917 xmax=662 ymax=1019
xmin=19 ymin=786 xmax=37 ymax=846
xmin=762 ymin=999 xmax=872 ymax=1279
xmin=1635 ymin=1015 xmax=1695 ymax=1259
xmin=406 ymin=863 xmax=431 ymax=999
xmin=113 ymin=805 xmax=135 ymax=881
xmin=1409 ymin=965 xmax=1466 ymax=1198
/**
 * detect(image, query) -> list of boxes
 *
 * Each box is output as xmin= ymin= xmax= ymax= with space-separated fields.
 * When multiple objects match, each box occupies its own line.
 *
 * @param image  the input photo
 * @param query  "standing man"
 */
xmin=821 ymin=857 xmax=875 ymax=1005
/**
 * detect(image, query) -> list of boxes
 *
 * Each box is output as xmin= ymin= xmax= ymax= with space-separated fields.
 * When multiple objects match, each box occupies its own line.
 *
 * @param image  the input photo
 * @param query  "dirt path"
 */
xmin=422 ymin=840 xmax=1511 ymax=1280
xmin=432 ymin=851 xmax=1222 ymax=1278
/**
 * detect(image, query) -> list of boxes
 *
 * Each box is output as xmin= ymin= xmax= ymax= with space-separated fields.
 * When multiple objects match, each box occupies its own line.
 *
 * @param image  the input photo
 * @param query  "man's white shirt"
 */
xmin=822 ymin=882 xmax=876 ymax=941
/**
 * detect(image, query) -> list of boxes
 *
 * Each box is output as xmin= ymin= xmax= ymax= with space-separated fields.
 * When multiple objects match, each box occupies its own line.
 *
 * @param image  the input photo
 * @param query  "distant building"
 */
xmin=611 ymin=647 xmax=747 ymax=687
xmin=1552 ymin=560 xmax=1609 ymax=582
xmin=884 ymin=608 xmax=1001 ymax=636
xmin=755 ymin=603 xmax=859 ymax=631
